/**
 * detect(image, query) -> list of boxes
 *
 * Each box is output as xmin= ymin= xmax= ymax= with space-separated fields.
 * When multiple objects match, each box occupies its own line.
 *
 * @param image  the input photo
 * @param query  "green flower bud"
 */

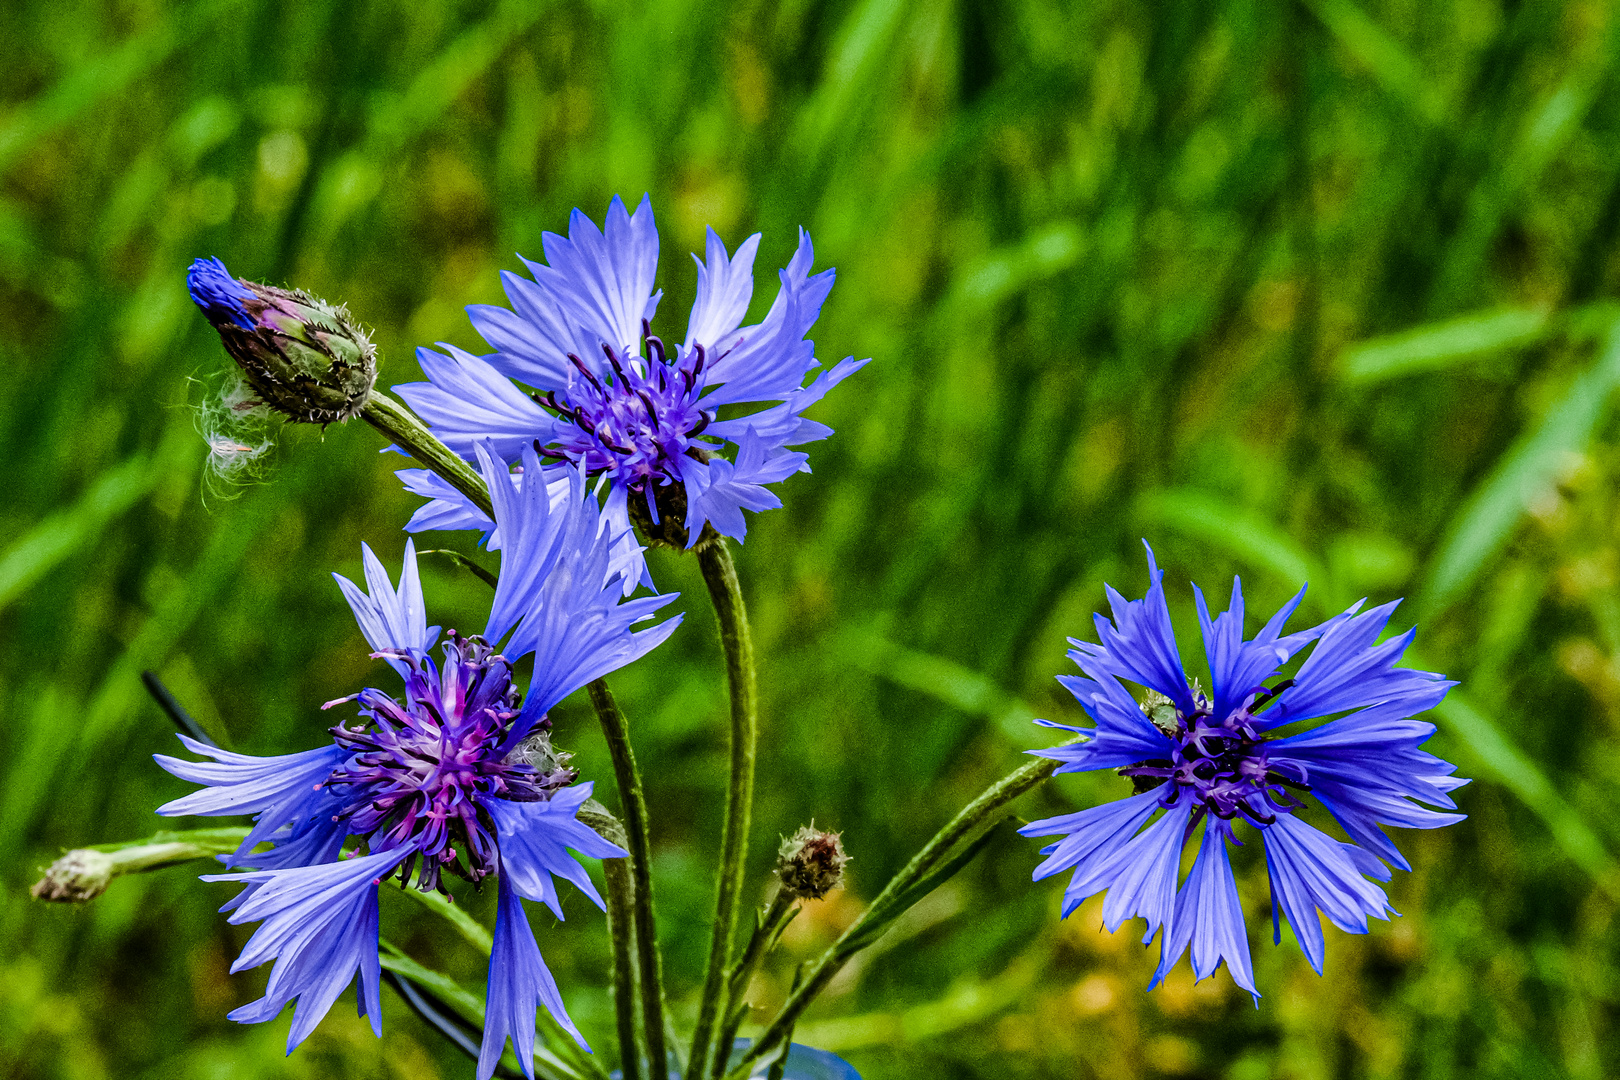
xmin=31 ymin=848 xmax=114 ymax=902
xmin=776 ymin=824 xmax=849 ymax=900
xmin=187 ymin=257 xmax=376 ymax=425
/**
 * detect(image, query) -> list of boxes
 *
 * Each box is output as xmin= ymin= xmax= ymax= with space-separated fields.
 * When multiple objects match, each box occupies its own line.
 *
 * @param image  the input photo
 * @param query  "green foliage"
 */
xmin=6 ymin=0 xmax=1620 ymax=1077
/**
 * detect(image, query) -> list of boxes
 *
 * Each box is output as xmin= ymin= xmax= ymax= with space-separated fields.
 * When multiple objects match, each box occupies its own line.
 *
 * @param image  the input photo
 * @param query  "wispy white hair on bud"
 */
xmin=195 ymin=375 xmax=272 ymax=496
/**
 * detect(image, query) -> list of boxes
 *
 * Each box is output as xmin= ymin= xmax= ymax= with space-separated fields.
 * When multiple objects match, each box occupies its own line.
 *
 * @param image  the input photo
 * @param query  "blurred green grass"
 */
xmin=4 ymin=0 xmax=1620 ymax=1076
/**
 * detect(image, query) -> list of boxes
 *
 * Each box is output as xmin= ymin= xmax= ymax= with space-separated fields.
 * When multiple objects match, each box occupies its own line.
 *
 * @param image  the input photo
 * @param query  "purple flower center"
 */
xmin=538 ymin=324 xmax=715 ymax=512
xmin=322 ymin=633 xmax=576 ymax=892
xmin=1118 ymin=681 xmax=1310 ymax=830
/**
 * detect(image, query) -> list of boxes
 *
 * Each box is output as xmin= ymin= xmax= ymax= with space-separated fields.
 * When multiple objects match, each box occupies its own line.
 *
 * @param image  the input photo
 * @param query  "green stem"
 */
xmin=588 ymin=680 xmax=669 ymax=1080
xmin=361 ymin=391 xmax=492 ymax=518
xmin=603 ymin=854 xmax=643 ymax=1080
xmin=417 ymin=548 xmax=499 ymax=590
xmin=688 ymin=541 xmax=759 ymax=1079
xmin=31 ymin=827 xmax=250 ymax=902
xmin=726 ymin=751 xmax=1068 ymax=1077
xmin=711 ymin=887 xmax=797 ymax=1076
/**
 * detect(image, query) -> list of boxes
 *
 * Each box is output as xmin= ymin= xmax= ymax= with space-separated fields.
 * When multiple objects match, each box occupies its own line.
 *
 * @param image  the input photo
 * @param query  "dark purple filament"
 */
xmin=535 ymin=321 xmax=718 ymax=522
xmin=1118 ymin=680 xmax=1309 ymax=838
xmin=321 ymin=633 xmax=576 ymax=892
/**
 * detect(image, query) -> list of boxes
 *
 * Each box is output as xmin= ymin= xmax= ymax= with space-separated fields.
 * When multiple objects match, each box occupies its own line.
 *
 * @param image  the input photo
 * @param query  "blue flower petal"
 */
xmin=1084 ymin=543 xmax=1196 ymax=715
xmin=487 ymin=783 xmax=626 ymax=919
xmin=203 ymin=846 xmax=413 ymax=1051
xmin=1193 ymin=577 xmax=1321 ymax=718
xmin=1262 ymin=814 xmax=1394 ymax=974
xmin=685 ymin=228 xmax=761 ymax=350
xmin=476 ymin=444 xmax=680 ymax=727
xmin=394 ymin=344 xmax=556 ymax=462
xmin=155 ymin=737 xmax=347 ymax=820
xmin=478 ymin=874 xmax=586 ymax=1080
xmin=700 ymin=229 xmax=833 ymax=408
xmin=1263 ymin=600 xmax=1444 ymax=726
xmin=1100 ymin=799 xmax=1193 ymax=942
xmin=332 ymin=539 xmax=440 ymax=677
xmin=1151 ymin=819 xmax=1258 ymax=1002
xmin=524 ymin=194 xmax=660 ymax=360
xmin=1022 ymin=790 xmax=1163 ymax=918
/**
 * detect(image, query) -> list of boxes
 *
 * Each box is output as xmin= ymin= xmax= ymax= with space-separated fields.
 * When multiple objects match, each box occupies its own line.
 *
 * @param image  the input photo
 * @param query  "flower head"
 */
xmin=1023 ymin=543 xmax=1465 ymax=1000
xmin=776 ymin=824 xmax=850 ymax=901
xmin=187 ymin=256 xmax=377 ymax=424
xmin=393 ymin=196 xmax=868 ymax=564
xmin=153 ymin=454 xmax=679 ymax=1076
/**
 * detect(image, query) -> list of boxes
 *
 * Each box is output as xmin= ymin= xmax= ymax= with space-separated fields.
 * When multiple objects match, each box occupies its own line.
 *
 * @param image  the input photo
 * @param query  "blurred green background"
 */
xmin=5 ymin=0 xmax=1620 ymax=1076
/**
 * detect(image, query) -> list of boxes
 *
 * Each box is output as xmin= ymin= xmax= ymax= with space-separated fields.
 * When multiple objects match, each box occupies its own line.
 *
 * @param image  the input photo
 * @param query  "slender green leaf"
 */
xmin=1422 ymin=318 xmax=1620 ymax=615
xmin=844 ymin=629 xmax=1038 ymax=745
xmin=0 ymin=0 xmax=244 ymax=172
xmin=401 ymin=885 xmax=495 ymax=956
xmin=1301 ymin=0 xmax=1446 ymax=124
xmin=1136 ymin=489 xmax=1331 ymax=601
xmin=842 ymin=820 xmax=1009 ymax=955
xmin=0 ymin=454 xmax=161 ymax=613
xmin=1340 ymin=307 xmax=1551 ymax=384
xmin=1421 ymin=679 xmax=1618 ymax=899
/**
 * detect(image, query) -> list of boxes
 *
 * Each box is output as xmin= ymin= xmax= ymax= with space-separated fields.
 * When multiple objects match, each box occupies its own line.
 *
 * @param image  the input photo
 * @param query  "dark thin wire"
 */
xmin=141 ymin=671 xmax=217 ymax=748
xmin=143 ymin=673 xmax=523 ymax=1079
xmin=382 ymin=970 xmax=524 ymax=1080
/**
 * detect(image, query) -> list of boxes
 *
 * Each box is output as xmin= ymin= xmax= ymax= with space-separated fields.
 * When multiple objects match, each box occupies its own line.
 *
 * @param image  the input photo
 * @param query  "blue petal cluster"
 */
xmin=186 ymin=256 xmax=257 ymax=331
xmin=1023 ymin=543 xmax=1465 ymax=999
xmin=393 ymin=196 xmax=867 ymax=575
xmin=154 ymin=451 xmax=681 ymax=1077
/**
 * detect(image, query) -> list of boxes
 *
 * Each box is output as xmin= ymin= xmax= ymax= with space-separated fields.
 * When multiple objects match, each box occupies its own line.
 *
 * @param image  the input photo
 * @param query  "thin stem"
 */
xmin=142 ymin=670 xmax=229 ymax=748
xmin=726 ymin=750 xmax=1069 ymax=1077
xmin=361 ymin=391 xmax=493 ymax=518
xmin=31 ymin=828 xmax=250 ymax=902
xmin=688 ymin=541 xmax=759 ymax=1079
xmin=381 ymin=970 xmax=527 ymax=1080
xmin=603 ymin=848 xmax=642 ymax=1080
xmin=711 ymin=887 xmax=796 ymax=1076
xmin=763 ymin=965 xmax=806 ymax=1080
xmin=588 ymin=679 xmax=669 ymax=1080
xmin=417 ymin=548 xmax=499 ymax=590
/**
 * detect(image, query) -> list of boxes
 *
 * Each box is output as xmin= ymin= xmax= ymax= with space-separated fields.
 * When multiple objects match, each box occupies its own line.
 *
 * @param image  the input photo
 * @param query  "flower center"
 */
xmin=538 ymin=325 xmax=714 ymax=496
xmin=1117 ymin=681 xmax=1309 ymax=828
xmin=323 ymin=633 xmax=576 ymax=891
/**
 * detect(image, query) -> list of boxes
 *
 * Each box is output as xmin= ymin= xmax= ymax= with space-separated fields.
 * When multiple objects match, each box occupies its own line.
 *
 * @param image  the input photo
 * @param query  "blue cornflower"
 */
xmin=392 ymin=195 xmax=867 ymax=569
xmin=1023 ymin=543 xmax=1465 ymax=1000
xmin=154 ymin=444 xmax=680 ymax=1078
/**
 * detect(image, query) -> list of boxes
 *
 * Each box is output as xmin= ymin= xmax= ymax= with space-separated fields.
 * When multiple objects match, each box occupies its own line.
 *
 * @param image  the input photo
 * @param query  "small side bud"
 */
xmin=187 ymin=257 xmax=377 ymax=425
xmin=31 ymin=849 xmax=115 ymax=903
xmin=776 ymin=824 xmax=849 ymax=901
xmin=1138 ymin=688 xmax=1180 ymax=736
xmin=503 ymin=726 xmax=579 ymax=800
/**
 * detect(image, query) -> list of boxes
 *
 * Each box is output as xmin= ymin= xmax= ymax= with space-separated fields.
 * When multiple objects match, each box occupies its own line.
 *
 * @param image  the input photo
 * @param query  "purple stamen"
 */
xmin=1121 ymin=683 xmax=1313 ymax=828
xmin=320 ymin=634 xmax=576 ymax=892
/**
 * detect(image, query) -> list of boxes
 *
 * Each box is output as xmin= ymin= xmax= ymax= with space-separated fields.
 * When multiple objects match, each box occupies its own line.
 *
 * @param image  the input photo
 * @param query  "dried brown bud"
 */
xmin=776 ymin=824 xmax=849 ymax=900
xmin=31 ymin=849 xmax=115 ymax=902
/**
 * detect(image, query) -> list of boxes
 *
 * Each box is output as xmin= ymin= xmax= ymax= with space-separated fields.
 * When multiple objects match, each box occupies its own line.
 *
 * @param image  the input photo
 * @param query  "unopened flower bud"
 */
xmin=187 ymin=257 xmax=376 ymax=425
xmin=776 ymin=824 xmax=849 ymax=900
xmin=503 ymin=725 xmax=579 ymax=800
xmin=31 ymin=848 xmax=115 ymax=902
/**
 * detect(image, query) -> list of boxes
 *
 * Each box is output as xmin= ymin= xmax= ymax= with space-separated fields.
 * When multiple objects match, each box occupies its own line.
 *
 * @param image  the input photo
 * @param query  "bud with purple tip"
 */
xmin=187 ymin=257 xmax=376 ymax=425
